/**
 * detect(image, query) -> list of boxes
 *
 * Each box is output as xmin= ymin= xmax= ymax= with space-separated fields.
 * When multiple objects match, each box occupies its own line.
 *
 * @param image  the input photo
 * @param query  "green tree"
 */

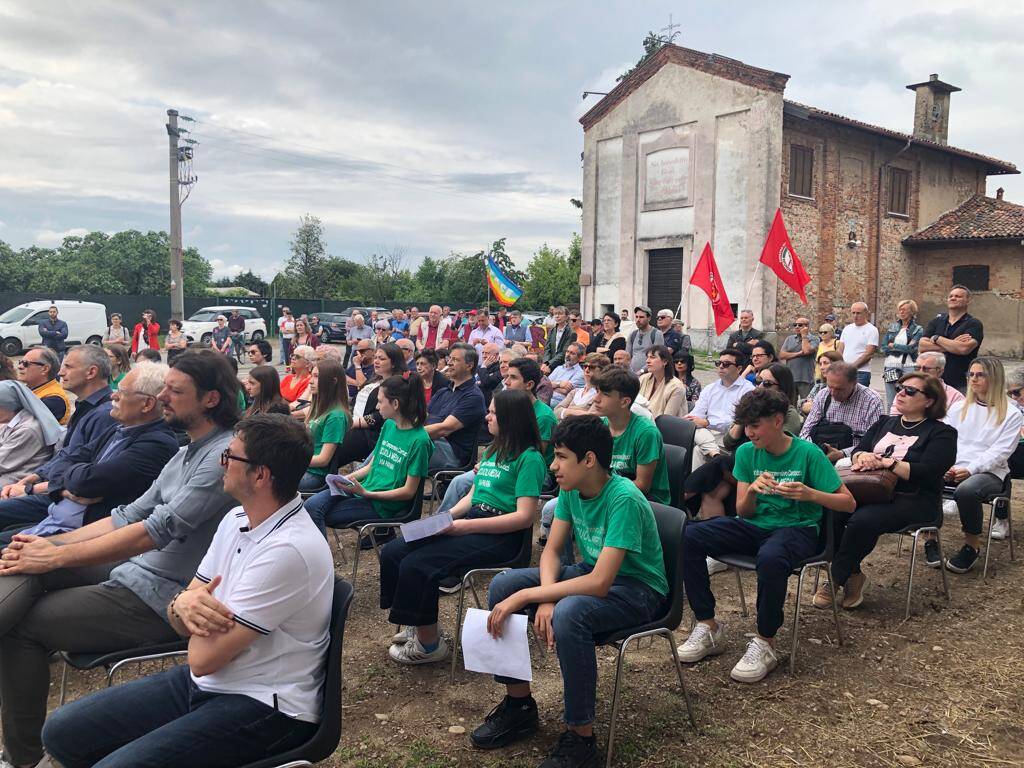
xmin=617 ymin=30 xmax=678 ymax=82
xmin=284 ymin=214 xmax=328 ymax=296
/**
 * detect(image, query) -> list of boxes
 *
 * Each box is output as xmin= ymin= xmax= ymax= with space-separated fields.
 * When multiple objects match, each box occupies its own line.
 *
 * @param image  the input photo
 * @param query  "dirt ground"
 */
xmin=53 ymin=483 xmax=1024 ymax=768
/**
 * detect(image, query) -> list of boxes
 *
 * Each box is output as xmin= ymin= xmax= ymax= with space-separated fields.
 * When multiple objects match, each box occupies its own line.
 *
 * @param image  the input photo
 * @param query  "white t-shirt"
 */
xmin=840 ymin=322 xmax=879 ymax=372
xmin=192 ymin=497 xmax=334 ymax=723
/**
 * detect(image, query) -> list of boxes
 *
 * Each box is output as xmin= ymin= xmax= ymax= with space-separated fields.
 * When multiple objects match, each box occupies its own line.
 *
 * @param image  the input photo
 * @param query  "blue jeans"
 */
xmin=856 ymin=370 xmax=871 ymax=387
xmin=42 ymin=664 xmax=315 ymax=768
xmin=436 ymin=470 xmax=475 ymax=515
xmin=0 ymin=494 xmax=50 ymax=533
xmin=682 ymin=517 xmax=818 ymax=638
xmin=488 ymin=563 xmax=664 ymax=726
xmin=298 ymin=471 xmax=327 ymax=492
xmin=304 ymin=489 xmax=378 ymax=538
xmin=953 ymin=472 xmax=1005 ymax=535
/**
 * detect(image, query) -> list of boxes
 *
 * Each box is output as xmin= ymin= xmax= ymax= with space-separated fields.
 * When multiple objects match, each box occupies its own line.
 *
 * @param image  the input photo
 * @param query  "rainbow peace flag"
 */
xmin=486 ymin=256 xmax=523 ymax=307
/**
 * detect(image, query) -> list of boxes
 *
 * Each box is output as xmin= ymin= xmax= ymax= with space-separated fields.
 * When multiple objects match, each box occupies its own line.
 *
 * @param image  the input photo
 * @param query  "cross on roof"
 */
xmin=660 ymin=14 xmax=681 ymax=43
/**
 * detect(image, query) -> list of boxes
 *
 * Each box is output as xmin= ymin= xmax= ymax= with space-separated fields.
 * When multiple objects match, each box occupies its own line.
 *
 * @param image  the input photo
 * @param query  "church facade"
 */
xmin=578 ymin=45 xmax=1023 ymax=355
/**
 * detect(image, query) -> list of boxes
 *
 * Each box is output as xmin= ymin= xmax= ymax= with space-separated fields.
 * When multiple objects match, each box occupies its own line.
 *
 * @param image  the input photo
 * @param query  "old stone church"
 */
xmin=578 ymin=44 xmax=1024 ymax=355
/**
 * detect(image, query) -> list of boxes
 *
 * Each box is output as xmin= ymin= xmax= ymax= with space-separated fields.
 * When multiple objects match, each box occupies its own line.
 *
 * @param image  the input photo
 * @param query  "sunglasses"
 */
xmin=967 ymin=371 xmax=987 ymax=379
xmin=755 ymin=379 xmax=777 ymax=388
xmin=220 ymin=449 xmax=254 ymax=467
xmin=714 ymin=361 xmax=738 ymax=368
xmin=895 ymin=384 xmax=923 ymax=397
xmin=17 ymin=360 xmax=46 ymax=368
xmin=793 ymin=322 xmax=808 ymax=327
xmin=581 ymin=364 xmax=594 ymax=370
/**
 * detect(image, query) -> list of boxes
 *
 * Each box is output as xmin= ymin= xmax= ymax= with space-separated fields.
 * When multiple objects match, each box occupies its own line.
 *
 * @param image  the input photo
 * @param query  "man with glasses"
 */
xmin=685 ymin=348 xmax=754 ymax=465
xmin=918 ymin=284 xmax=984 ymax=392
xmin=569 ymin=312 xmax=590 ymax=349
xmin=18 ymin=346 xmax=71 ymax=426
xmin=837 ymin=302 xmax=879 ymax=387
xmin=888 ymin=352 xmax=964 ymax=415
xmin=0 ymin=364 xmax=178 ymax=545
xmin=778 ymin=317 xmax=819 ymax=399
xmin=246 ymin=339 xmax=273 ymax=366
xmin=799 ymin=361 xmax=883 ymax=464
xmin=0 ymin=351 xmax=240 ymax=768
xmin=346 ymin=338 xmax=376 ymax=399
xmin=656 ymin=309 xmax=684 ymax=354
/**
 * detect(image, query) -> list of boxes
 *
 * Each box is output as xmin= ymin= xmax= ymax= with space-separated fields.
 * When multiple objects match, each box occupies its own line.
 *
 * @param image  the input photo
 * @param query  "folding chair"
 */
xmin=716 ymin=509 xmax=844 ymax=674
xmin=238 ymin=578 xmax=354 ymax=768
xmin=427 ymin=456 xmax=477 ymax=512
xmin=448 ymin=525 xmax=534 ymax=683
xmin=58 ymin=641 xmax=188 ymax=706
xmin=893 ymin=507 xmax=951 ymax=620
xmin=327 ymin=477 xmax=427 ymax=587
xmin=594 ymin=503 xmax=697 ymax=768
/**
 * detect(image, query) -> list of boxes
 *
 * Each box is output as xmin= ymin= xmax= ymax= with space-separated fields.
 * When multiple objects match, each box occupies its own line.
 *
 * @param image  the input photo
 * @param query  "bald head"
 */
xmin=850 ymin=302 xmax=869 ymax=325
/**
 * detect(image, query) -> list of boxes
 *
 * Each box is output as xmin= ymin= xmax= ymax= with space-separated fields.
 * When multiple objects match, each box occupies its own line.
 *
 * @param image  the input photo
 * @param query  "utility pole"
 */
xmin=165 ymin=109 xmax=197 ymax=322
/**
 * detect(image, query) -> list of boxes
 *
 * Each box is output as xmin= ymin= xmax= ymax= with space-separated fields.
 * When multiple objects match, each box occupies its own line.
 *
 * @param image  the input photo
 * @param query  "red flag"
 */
xmin=759 ymin=208 xmax=811 ymax=303
xmin=689 ymin=242 xmax=736 ymax=335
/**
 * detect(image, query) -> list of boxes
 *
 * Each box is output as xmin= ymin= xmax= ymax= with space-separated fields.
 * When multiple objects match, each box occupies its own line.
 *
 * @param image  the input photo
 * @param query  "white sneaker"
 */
xmin=388 ymin=634 xmax=450 ymax=665
xmin=707 ymin=556 xmax=729 ymax=575
xmin=942 ymin=499 xmax=958 ymax=516
xmin=991 ymin=519 xmax=1009 ymax=541
xmin=676 ymin=621 xmax=727 ymax=663
xmin=730 ymin=637 xmax=778 ymax=683
xmin=390 ymin=626 xmax=415 ymax=646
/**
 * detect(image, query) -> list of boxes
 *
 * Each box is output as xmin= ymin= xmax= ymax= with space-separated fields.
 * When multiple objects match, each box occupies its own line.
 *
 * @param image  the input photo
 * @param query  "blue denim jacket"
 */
xmin=881 ymin=319 xmax=923 ymax=363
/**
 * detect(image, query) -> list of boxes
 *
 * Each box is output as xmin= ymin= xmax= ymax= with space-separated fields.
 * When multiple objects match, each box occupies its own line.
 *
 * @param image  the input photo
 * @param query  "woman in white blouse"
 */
xmin=554 ymin=353 xmax=610 ymax=419
xmin=638 ymin=344 xmax=687 ymax=418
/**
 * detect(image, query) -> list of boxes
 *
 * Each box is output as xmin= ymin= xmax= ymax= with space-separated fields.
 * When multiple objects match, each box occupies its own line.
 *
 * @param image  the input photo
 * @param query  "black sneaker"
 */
xmin=923 ymin=539 xmax=941 ymax=568
xmin=539 ymin=730 xmax=600 ymax=768
xmin=945 ymin=544 xmax=979 ymax=574
xmin=470 ymin=696 xmax=539 ymax=749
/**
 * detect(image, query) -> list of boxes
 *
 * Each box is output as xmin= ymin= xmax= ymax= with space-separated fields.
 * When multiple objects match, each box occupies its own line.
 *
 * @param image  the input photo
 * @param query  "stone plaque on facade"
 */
xmin=640 ymin=129 xmax=693 ymax=212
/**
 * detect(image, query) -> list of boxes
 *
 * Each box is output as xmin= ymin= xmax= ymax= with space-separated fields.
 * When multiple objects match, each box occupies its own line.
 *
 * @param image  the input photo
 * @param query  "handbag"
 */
xmin=882 ymin=367 xmax=902 ymax=383
xmin=809 ymin=395 xmax=854 ymax=450
xmin=837 ymin=467 xmax=897 ymax=505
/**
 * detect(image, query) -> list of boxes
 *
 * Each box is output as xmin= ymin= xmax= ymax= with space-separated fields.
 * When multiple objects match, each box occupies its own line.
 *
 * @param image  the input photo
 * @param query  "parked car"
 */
xmin=180 ymin=306 xmax=267 ymax=345
xmin=317 ymin=312 xmax=348 ymax=344
xmin=0 ymin=300 xmax=107 ymax=357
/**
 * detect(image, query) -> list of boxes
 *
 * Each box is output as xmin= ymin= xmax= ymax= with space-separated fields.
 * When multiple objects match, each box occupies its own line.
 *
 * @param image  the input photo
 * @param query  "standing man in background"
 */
xmin=837 ymin=302 xmax=879 ymax=387
xmin=37 ymin=306 xmax=69 ymax=364
xmin=278 ymin=307 xmax=295 ymax=368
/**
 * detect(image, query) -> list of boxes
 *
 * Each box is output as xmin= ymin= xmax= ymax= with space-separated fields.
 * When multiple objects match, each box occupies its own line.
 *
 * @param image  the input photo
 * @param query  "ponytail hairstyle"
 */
xmin=484 ymin=389 xmax=541 ymax=464
xmin=379 ymin=373 xmax=426 ymax=427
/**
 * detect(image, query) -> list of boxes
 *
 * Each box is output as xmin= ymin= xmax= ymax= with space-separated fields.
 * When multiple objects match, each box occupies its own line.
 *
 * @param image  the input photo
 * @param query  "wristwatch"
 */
xmin=25 ymin=483 xmax=34 ymax=495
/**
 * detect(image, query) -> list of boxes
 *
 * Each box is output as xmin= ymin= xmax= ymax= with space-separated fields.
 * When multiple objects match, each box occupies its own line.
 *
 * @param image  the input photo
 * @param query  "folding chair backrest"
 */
xmin=663 ymin=444 xmax=688 ymax=510
xmin=649 ymin=503 xmax=687 ymax=631
xmin=655 ymin=415 xmax=696 ymax=451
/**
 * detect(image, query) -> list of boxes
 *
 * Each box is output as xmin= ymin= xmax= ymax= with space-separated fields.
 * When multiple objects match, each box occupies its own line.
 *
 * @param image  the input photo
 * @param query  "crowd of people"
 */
xmin=0 ymin=283 xmax=1019 ymax=768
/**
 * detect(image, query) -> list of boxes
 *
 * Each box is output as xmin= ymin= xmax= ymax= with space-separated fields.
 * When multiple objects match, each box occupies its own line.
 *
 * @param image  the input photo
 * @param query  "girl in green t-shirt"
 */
xmin=381 ymin=388 xmax=547 ymax=667
xmin=304 ymin=374 xmax=431 ymax=533
xmin=298 ymin=358 xmax=351 ymax=492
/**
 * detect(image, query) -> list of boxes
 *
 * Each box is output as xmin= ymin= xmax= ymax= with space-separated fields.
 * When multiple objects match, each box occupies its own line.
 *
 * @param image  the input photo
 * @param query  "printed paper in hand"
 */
xmin=400 ymin=511 xmax=453 ymax=542
xmin=460 ymin=607 xmax=532 ymax=681
xmin=325 ymin=474 xmax=353 ymax=496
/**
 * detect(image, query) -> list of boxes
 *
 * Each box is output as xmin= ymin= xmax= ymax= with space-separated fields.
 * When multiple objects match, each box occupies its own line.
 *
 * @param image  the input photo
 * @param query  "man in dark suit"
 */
xmin=542 ymin=306 xmax=576 ymax=374
xmin=476 ymin=342 xmax=503 ymax=407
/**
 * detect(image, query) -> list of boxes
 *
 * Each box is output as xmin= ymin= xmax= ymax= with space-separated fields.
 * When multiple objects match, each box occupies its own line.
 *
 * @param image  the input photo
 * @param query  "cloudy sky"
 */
xmin=1 ymin=0 xmax=1020 ymax=281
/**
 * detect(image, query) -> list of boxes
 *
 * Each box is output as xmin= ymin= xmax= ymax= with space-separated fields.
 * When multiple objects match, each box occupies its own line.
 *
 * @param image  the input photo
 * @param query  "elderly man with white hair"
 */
xmin=838 ymin=301 xmax=879 ymax=387
xmin=888 ymin=352 xmax=964 ymax=415
xmin=416 ymin=305 xmax=451 ymax=352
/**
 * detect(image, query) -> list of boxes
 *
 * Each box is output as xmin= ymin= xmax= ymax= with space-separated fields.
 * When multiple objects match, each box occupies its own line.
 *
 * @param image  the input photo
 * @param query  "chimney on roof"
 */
xmin=996 ymin=187 xmax=1004 ymax=200
xmin=906 ymin=74 xmax=961 ymax=145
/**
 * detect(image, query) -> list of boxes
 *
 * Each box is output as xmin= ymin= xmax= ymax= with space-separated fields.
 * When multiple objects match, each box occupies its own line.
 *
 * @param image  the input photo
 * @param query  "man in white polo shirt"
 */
xmin=42 ymin=414 xmax=334 ymax=768
xmin=684 ymin=346 xmax=754 ymax=467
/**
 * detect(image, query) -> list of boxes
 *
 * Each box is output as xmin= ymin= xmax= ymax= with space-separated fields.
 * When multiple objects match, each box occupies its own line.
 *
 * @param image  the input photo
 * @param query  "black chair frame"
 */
xmin=58 ymin=641 xmax=188 ymax=706
xmin=939 ymin=477 xmax=1015 ymax=578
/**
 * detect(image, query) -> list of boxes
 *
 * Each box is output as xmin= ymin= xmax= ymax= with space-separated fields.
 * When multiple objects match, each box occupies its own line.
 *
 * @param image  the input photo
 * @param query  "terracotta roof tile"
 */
xmin=904 ymin=194 xmax=1024 ymax=243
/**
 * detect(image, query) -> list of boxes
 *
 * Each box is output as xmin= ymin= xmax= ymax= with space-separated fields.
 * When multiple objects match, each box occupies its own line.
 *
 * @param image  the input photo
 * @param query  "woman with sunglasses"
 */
xmin=331 ymin=343 xmax=406 ymax=467
xmin=639 ymin=344 xmax=687 ymax=418
xmin=281 ymin=344 xmax=315 ymax=407
xmin=814 ymin=373 xmax=956 ymax=609
xmin=298 ymin=359 xmax=351 ymax=492
xmin=555 ymin=353 xmax=609 ymax=419
xmin=815 ymin=324 xmax=839 ymax=369
xmin=304 ymin=374 xmax=430 ymax=537
xmin=937 ymin=357 xmax=1023 ymax=571
xmin=672 ymin=352 xmax=702 ymax=408
xmin=379 ymin=388 xmax=545 ymax=665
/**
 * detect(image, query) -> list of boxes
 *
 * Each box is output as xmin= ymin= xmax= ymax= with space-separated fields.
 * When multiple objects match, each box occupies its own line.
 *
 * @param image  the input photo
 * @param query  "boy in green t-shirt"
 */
xmin=471 ymin=416 xmax=668 ymax=768
xmin=677 ymin=388 xmax=854 ymax=683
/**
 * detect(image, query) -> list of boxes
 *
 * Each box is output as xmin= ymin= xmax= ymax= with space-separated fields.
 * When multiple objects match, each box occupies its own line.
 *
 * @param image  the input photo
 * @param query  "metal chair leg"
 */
xmin=1007 ymin=502 xmax=1015 ymax=562
xmin=734 ymin=569 xmax=748 ymax=618
xmin=665 ymin=630 xmax=697 ymax=729
xmin=604 ymin=640 xmax=630 ymax=768
xmin=449 ymin=575 xmax=470 ymax=683
xmin=935 ymin=529 xmax=951 ymax=603
xmin=983 ymin=503 xmax=995 ymax=579
xmin=905 ymin=530 xmax=920 ymax=620
xmin=826 ymin=564 xmax=844 ymax=646
xmin=789 ymin=566 xmax=806 ymax=675
xmin=897 ymin=534 xmax=904 ymax=558
xmin=59 ymin=661 xmax=69 ymax=706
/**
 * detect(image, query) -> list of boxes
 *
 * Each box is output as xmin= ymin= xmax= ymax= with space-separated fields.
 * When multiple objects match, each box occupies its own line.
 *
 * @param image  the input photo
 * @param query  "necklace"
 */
xmin=900 ymin=416 xmax=926 ymax=430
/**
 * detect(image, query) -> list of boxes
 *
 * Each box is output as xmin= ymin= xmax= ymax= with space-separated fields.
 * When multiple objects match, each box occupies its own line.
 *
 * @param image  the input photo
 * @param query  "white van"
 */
xmin=0 ymin=300 xmax=108 ymax=357
xmin=180 ymin=306 xmax=267 ymax=345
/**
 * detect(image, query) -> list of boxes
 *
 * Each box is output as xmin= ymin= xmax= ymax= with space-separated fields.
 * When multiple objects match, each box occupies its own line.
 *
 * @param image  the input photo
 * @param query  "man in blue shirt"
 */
xmin=37 ymin=306 xmax=69 ymax=362
xmin=503 ymin=310 xmax=528 ymax=346
xmin=548 ymin=343 xmax=586 ymax=408
xmin=425 ymin=343 xmax=486 ymax=471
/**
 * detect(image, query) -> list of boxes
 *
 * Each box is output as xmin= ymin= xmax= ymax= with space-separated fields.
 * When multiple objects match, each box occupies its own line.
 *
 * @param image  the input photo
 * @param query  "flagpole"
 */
xmin=484 ymin=251 xmax=491 ymax=315
xmin=740 ymin=262 xmax=763 ymax=314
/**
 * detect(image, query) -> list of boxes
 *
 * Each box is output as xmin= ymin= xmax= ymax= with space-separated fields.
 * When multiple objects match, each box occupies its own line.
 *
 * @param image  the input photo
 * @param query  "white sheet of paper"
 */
xmin=400 ymin=511 xmax=453 ymax=542
xmin=460 ymin=607 xmax=532 ymax=681
xmin=325 ymin=474 xmax=354 ymax=496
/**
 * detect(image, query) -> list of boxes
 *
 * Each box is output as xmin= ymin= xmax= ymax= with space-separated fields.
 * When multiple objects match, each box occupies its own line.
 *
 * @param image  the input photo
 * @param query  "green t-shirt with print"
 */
xmin=363 ymin=420 xmax=433 ymax=517
xmin=602 ymin=413 xmax=670 ymax=505
xmin=732 ymin=436 xmax=841 ymax=531
xmin=533 ymin=398 xmax=557 ymax=467
xmin=307 ymin=408 xmax=351 ymax=477
xmin=471 ymin=447 xmax=547 ymax=514
xmin=554 ymin=473 xmax=668 ymax=596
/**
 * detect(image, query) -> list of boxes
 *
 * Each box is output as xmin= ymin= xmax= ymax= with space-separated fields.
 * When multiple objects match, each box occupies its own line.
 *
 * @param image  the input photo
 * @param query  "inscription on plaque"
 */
xmin=645 ymin=147 xmax=689 ymax=206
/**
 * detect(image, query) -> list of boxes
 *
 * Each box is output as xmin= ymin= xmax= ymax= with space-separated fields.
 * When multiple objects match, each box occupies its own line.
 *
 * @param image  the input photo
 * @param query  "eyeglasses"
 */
xmin=895 ymin=384 xmax=923 ymax=397
xmin=750 ymin=353 xmax=768 ymax=359
xmin=714 ymin=361 xmax=737 ymax=368
xmin=581 ymin=364 xmax=593 ymax=370
xmin=17 ymin=360 xmax=46 ymax=368
xmin=913 ymin=365 xmax=941 ymax=373
xmin=755 ymin=379 xmax=778 ymax=388
xmin=116 ymin=388 xmax=155 ymax=400
xmin=793 ymin=322 xmax=808 ymax=327
xmin=220 ymin=449 xmax=254 ymax=467
xmin=1009 ymin=388 xmax=1023 ymax=398
xmin=967 ymin=371 xmax=987 ymax=379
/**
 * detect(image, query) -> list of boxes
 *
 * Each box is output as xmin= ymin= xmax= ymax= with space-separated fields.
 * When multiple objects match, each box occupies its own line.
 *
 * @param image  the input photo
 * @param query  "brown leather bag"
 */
xmin=838 ymin=468 xmax=898 ymax=505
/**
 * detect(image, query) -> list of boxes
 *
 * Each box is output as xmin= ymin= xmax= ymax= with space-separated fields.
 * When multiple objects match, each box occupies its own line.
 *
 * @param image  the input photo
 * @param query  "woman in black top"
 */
xmin=819 ymin=372 xmax=957 ymax=609
xmin=589 ymin=311 xmax=627 ymax=362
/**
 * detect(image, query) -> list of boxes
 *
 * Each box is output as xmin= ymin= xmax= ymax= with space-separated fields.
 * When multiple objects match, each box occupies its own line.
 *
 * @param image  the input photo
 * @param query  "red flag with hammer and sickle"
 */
xmin=759 ymin=208 xmax=811 ymax=303
xmin=689 ymin=242 xmax=736 ymax=335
